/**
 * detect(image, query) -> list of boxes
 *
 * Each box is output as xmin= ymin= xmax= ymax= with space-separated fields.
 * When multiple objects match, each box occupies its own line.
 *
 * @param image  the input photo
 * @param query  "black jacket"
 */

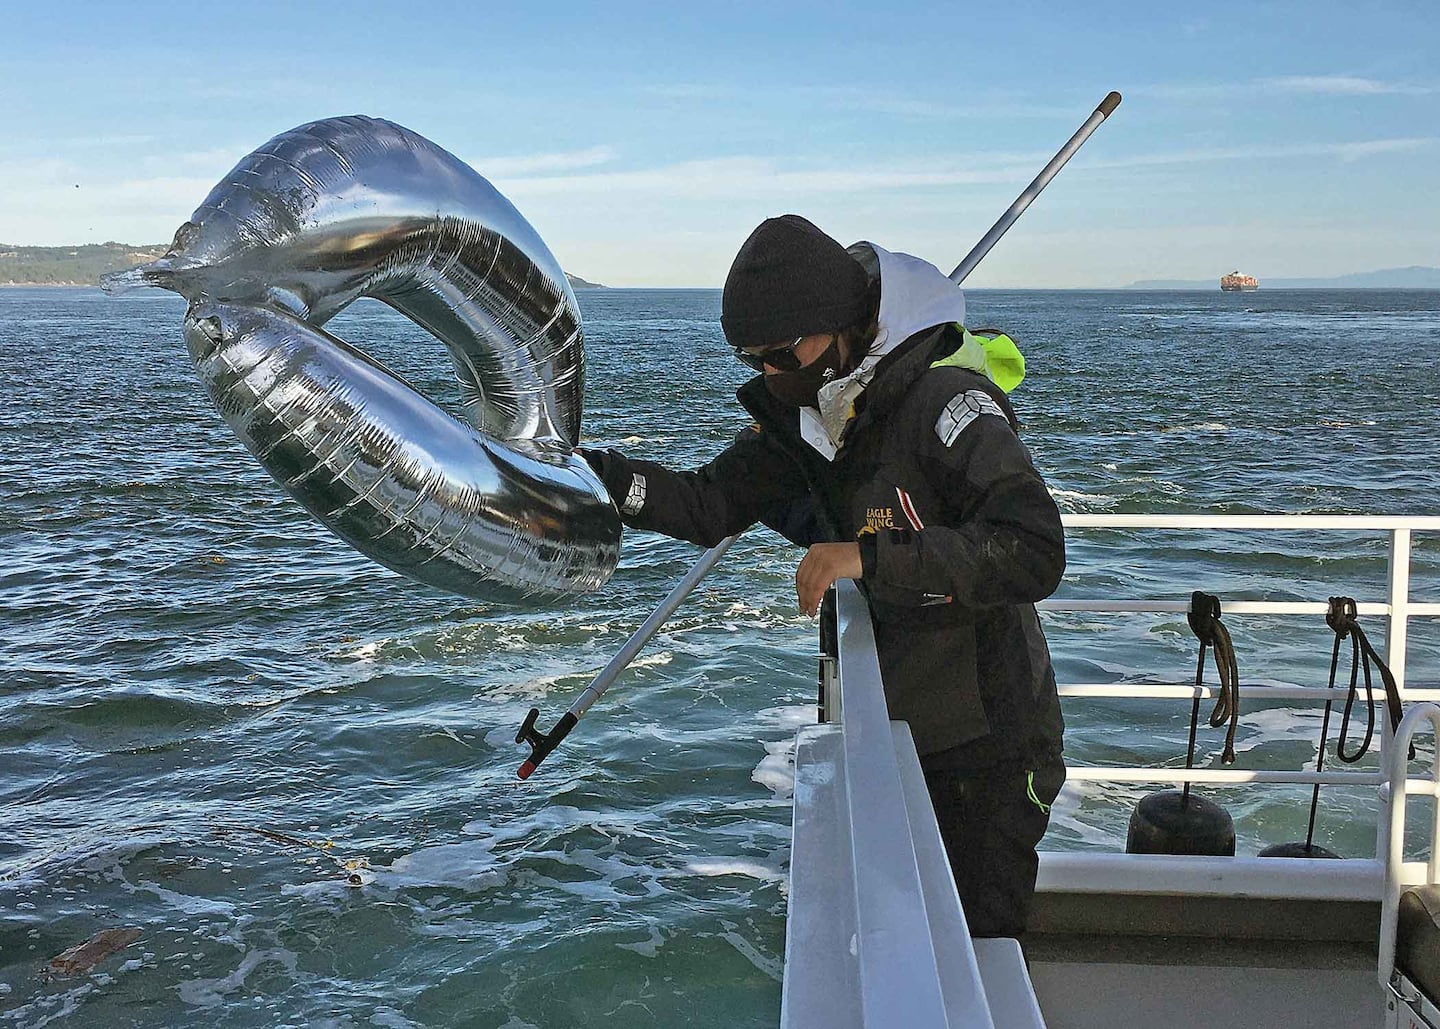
xmin=593 ymin=323 xmax=1065 ymax=769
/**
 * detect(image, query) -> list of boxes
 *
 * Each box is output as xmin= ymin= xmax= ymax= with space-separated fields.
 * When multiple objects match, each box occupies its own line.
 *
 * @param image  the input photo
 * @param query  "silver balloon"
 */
xmin=103 ymin=115 xmax=619 ymax=598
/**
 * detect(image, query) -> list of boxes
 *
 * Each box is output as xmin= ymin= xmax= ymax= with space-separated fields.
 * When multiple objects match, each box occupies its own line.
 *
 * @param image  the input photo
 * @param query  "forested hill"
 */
xmin=0 ymin=242 xmax=167 ymax=285
xmin=0 ymin=242 xmax=606 ymax=289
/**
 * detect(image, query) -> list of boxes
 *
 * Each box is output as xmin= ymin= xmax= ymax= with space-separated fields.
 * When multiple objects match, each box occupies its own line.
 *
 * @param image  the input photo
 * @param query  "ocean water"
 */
xmin=3 ymin=285 xmax=1440 ymax=1027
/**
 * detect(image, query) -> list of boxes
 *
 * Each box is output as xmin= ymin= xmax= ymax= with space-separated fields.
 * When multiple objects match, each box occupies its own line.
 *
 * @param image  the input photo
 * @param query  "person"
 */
xmin=581 ymin=214 xmax=1066 ymax=939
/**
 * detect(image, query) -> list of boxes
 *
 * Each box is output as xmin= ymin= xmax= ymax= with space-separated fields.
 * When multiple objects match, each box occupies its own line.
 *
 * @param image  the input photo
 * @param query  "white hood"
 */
xmin=799 ymin=244 xmax=966 ymax=460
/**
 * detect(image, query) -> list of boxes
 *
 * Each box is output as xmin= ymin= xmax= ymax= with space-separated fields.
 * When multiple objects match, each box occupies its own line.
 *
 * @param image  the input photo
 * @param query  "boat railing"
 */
xmin=782 ymin=513 xmax=1439 ymax=1027
xmin=1036 ymin=513 xmax=1440 ymax=905
xmin=783 ymin=579 xmax=1044 ymax=1028
xmin=1380 ymin=701 xmax=1440 ymax=987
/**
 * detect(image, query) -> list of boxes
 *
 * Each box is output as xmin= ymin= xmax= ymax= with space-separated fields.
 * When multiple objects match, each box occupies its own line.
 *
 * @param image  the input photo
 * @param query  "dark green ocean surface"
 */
xmin=3 ymin=286 xmax=1439 ymax=1026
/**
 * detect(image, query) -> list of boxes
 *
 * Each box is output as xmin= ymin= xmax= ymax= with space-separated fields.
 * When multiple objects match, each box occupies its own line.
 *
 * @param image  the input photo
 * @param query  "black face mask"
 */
xmin=763 ymin=336 xmax=845 ymax=408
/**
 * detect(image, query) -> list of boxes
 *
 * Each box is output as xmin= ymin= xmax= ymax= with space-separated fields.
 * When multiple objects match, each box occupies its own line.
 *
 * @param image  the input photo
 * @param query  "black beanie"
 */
xmin=720 ymin=215 xmax=869 ymax=349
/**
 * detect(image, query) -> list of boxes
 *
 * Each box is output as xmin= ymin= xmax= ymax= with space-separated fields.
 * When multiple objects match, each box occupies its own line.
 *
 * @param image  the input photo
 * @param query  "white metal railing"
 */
xmin=1380 ymin=702 xmax=1440 ymax=987
xmin=827 ymin=580 xmax=958 ymax=1025
xmin=1053 ymin=514 xmax=1440 ymax=693
xmin=784 ymin=581 xmax=1043 ymax=1028
xmin=782 ymin=515 xmax=1440 ymax=1028
xmin=1037 ymin=513 xmax=1440 ymax=900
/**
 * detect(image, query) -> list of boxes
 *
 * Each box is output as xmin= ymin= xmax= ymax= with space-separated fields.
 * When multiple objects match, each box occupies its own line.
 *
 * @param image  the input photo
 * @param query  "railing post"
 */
xmin=1376 ymin=529 xmax=1413 ymax=865
xmin=1378 ymin=703 xmax=1440 ymax=987
xmin=1388 ymin=528 xmax=1412 ymax=695
xmin=819 ymin=588 xmax=840 ymax=724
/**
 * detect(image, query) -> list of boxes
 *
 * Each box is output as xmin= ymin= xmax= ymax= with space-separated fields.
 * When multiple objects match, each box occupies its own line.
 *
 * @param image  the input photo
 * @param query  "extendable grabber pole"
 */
xmin=516 ymin=536 xmax=737 ymax=778
xmin=948 ymin=91 xmax=1121 ymax=285
xmin=516 ymin=91 xmax=1121 ymax=779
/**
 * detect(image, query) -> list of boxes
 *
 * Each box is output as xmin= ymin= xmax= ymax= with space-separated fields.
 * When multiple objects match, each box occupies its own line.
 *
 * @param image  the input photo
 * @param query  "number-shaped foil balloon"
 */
xmin=104 ymin=115 xmax=620 ymax=598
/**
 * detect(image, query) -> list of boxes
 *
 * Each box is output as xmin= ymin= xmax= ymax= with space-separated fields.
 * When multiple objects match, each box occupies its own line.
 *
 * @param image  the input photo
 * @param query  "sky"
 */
xmin=2 ymin=1 xmax=1437 ymax=287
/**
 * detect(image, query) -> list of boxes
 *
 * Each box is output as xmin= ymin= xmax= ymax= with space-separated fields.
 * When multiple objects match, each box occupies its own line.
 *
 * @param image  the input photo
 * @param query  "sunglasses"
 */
xmin=734 ymin=334 xmax=828 ymax=373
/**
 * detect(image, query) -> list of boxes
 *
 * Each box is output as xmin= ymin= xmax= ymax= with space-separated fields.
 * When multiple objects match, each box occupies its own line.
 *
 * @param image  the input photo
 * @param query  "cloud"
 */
xmin=1133 ymin=75 xmax=1435 ymax=102
xmin=824 ymin=95 xmax=1082 ymax=121
xmin=0 ymin=157 xmax=221 ymax=243
xmin=797 ymin=85 xmax=1083 ymax=121
xmin=0 ymin=150 xmax=241 ymax=189
xmin=967 ymin=219 xmax=1440 ymax=287
xmin=639 ymin=81 xmax=1085 ymax=121
xmin=488 ymin=133 xmax=1436 ymax=201
xmin=134 ymin=147 xmax=248 ymax=176
xmin=643 ymin=83 xmax=744 ymax=100
xmin=1326 ymin=138 xmax=1436 ymax=160
xmin=494 ymin=154 xmax=1048 ymax=200
xmin=463 ymin=146 xmax=618 ymax=177
xmin=181 ymin=78 xmax=347 ymax=104
xmin=1083 ymin=137 xmax=1435 ymax=170
xmin=1124 ymin=82 xmax=1244 ymax=102
xmin=0 ymin=157 xmax=75 ymax=184
xmin=7 ymin=133 xmax=161 ymax=149
xmin=1264 ymin=75 xmax=1434 ymax=96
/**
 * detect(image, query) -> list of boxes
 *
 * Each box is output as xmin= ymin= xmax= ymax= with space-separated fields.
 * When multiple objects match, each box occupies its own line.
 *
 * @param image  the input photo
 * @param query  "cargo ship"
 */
xmin=1221 ymin=270 xmax=1259 ymax=291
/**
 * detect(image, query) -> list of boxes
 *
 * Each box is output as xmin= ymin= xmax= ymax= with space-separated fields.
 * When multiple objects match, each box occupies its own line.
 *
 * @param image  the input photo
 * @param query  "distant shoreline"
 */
xmin=4 ymin=245 xmax=1436 ymax=291
xmin=0 ymin=281 xmax=128 ymax=288
xmin=0 ymin=242 xmax=608 ymax=290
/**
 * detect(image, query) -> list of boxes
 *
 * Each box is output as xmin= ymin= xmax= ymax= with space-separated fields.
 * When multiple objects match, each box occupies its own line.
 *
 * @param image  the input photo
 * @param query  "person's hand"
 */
xmin=796 ymin=542 xmax=863 ymax=616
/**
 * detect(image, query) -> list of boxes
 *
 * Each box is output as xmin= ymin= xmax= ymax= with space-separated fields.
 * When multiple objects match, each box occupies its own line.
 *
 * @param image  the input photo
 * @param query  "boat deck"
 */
xmin=1028 ymin=933 xmax=1380 ymax=1028
xmin=1023 ymin=885 xmax=1389 ymax=1026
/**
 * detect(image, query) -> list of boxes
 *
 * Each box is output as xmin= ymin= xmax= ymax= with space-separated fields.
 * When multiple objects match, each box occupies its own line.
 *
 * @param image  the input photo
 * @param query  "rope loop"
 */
xmin=1187 ymin=590 xmax=1224 ymax=645
xmin=1187 ymin=591 xmax=1240 ymax=764
xmin=1324 ymin=595 xmax=1409 ymax=763
xmin=1326 ymin=595 xmax=1359 ymax=639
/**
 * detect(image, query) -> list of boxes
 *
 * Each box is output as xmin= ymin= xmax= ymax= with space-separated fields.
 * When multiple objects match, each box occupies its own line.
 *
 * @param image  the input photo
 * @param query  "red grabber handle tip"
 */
xmin=514 ymin=709 xmax=578 ymax=780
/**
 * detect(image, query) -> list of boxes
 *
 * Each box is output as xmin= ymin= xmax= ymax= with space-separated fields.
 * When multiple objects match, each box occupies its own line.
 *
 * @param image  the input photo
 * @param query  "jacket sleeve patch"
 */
xmin=935 ymin=389 xmax=1004 ymax=447
xmin=621 ymin=473 xmax=648 ymax=515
